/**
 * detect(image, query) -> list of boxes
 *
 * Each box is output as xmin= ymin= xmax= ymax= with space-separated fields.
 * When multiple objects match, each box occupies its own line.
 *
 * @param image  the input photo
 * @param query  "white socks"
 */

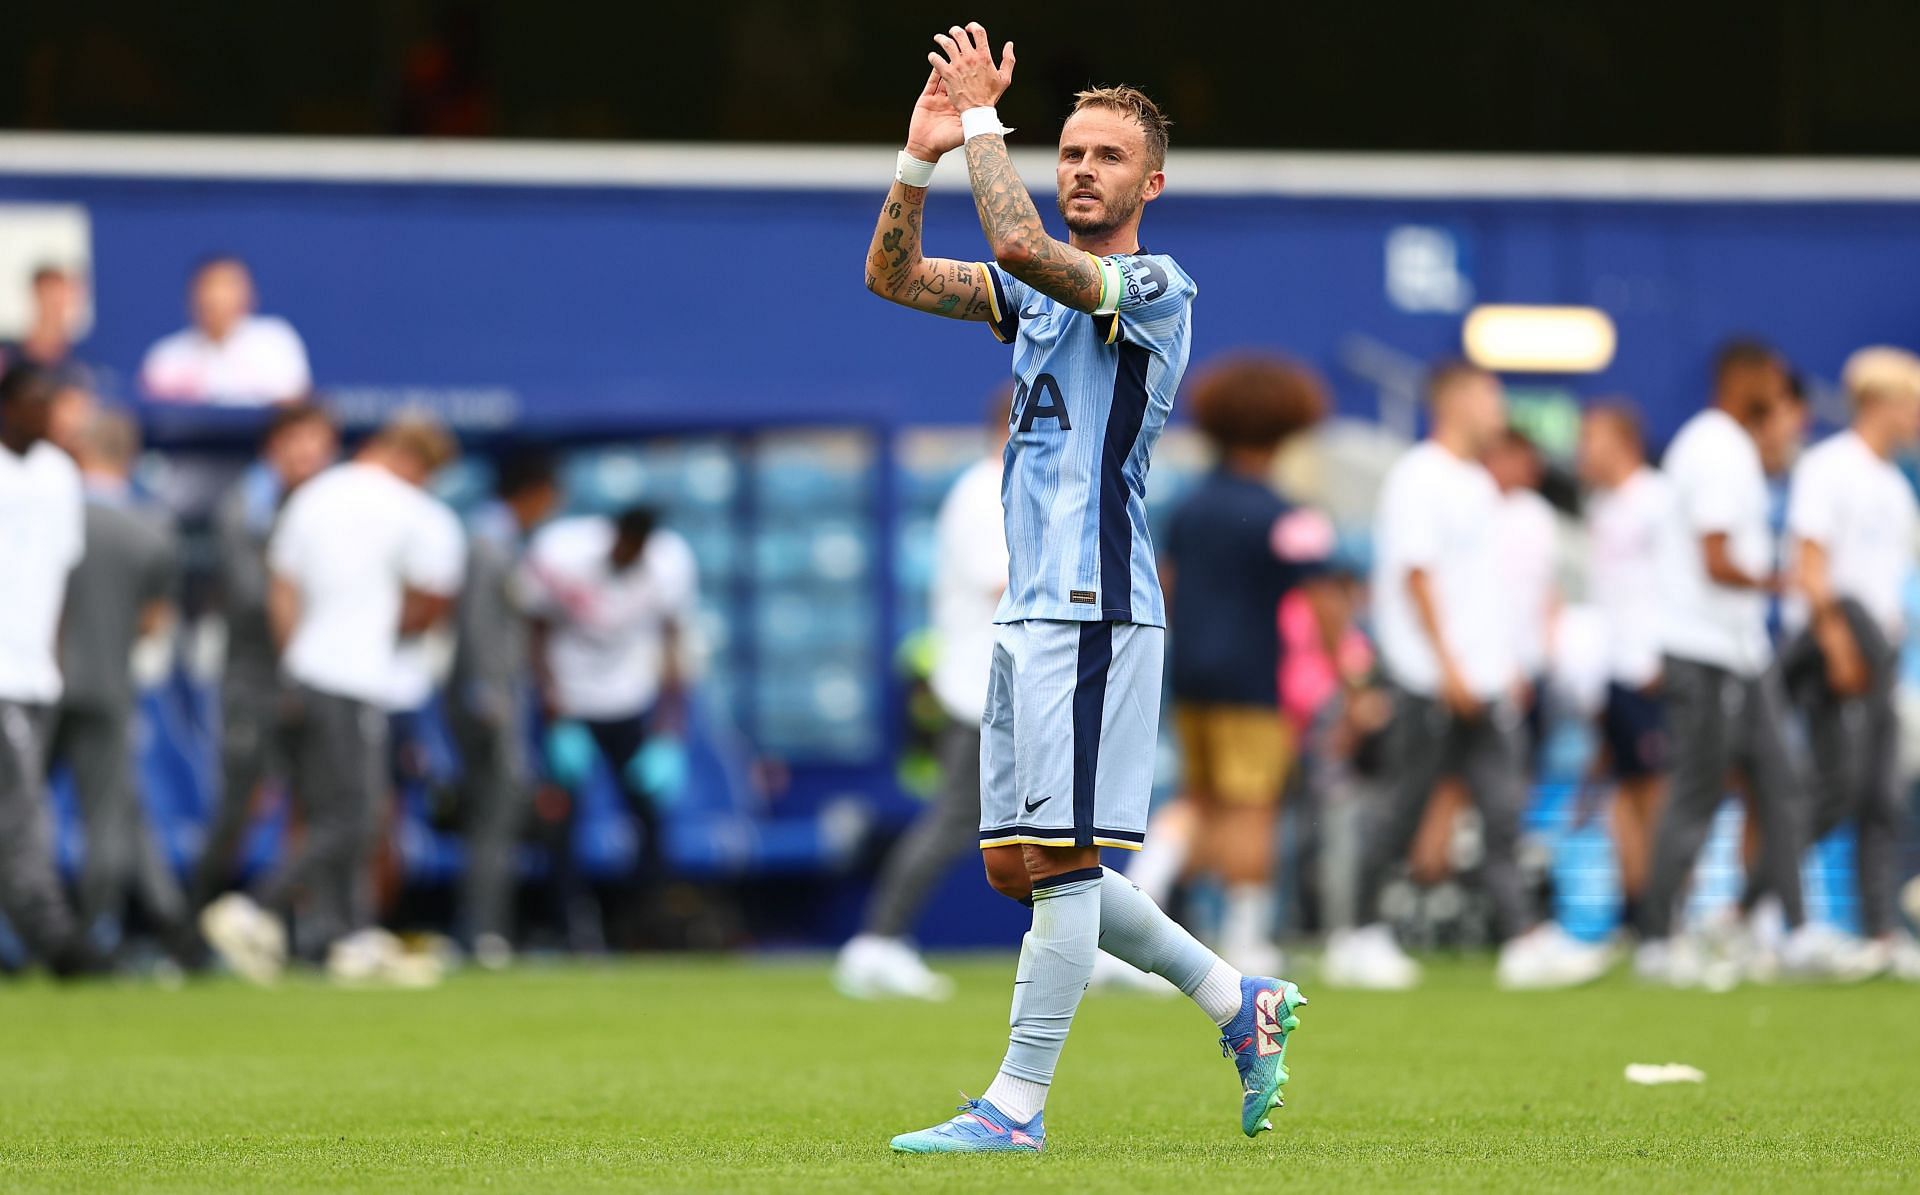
xmin=981 ymin=1072 xmax=1049 ymax=1125
xmin=1191 ymin=959 xmax=1246 ymax=1028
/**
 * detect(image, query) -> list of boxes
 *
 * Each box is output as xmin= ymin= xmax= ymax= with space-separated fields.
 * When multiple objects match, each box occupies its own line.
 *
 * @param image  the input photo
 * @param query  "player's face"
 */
xmin=1576 ymin=415 xmax=1619 ymax=487
xmin=270 ymin=420 xmax=339 ymax=489
xmin=1055 ymin=108 xmax=1163 ymax=237
xmin=192 ymin=262 xmax=255 ymax=338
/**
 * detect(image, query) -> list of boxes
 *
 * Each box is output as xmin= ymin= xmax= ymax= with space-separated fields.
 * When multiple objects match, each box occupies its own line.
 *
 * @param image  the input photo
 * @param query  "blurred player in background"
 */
xmin=1334 ymin=362 xmax=1605 ymax=992
xmin=200 ymin=412 xmax=462 ymax=986
xmin=0 ymin=364 xmax=99 ymax=976
xmin=869 ymin=24 xmax=1303 ymax=1153
xmin=1163 ymin=355 xmax=1334 ymax=976
xmin=139 ymin=255 xmax=311 ymax=406
xmin=1640 ymin=341 xmax=1830 ymax=983
xmin=449 ymin=451 xmax=563 ymax=970
xmin=192 ymin=403 xmax=339 ymax=909
xmin=49 ymin=407 xmax=198 ymax=966
xmin=521 ymin=504 xmax=699 ymax=950
xmin=0 ymin=265 xmax=92 ymax=389
xmin=1575 ymin=402 xmax=1670 ymax=933
xmin=837 ymin=390 xmax=1011 ymax=1001
xmin=1780 ymin=347 xmax=1920 ymax=978
xmin=1484 ymin=428 xmax=1559 ymax=759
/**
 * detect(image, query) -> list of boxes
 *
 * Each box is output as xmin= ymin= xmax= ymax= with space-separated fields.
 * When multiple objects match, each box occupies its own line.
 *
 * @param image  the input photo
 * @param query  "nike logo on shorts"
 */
xmin=1023 ymin=796 xmax=1045 ymax=814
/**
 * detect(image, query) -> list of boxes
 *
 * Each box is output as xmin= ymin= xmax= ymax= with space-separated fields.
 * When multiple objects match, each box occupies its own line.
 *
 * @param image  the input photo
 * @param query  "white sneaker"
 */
xmin=326 ymin=928 xmax=444 ymax=989
xmin=472 ymin=933 xmax=514 ymax=973
xmin=199 ymin=893 xmax=287 ymax=987
xmin=1089 ymin=948 xmax=1179 ymax=995
xmin=1780 ymin=923 xmax=1881 ymax=982
xmin=1322 ymin=923 xmax=1420 ymax=990
xmin=1635 ymin=936 xmax=1711 ymax=988
xmin=1497 ymin=923 xmax=1611 ymax=990
xmin=832 ymin=934 xmax=954 ymax=1001
xmin=1888 ymin=933 xmax=1920 ymax=982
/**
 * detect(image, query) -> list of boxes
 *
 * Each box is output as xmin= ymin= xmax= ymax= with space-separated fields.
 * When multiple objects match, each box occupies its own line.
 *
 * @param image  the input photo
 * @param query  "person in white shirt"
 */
xmin=1485 ymin=428 xmax=1560 ymax=755
xmin=139 ymin=256 xmax=311 ymax=406
xmin=837 ymin=391 xmax=1010 ymax=1001
xmin=521 ymin=503 xmax=701 ymax=944
xmin=200 ymin=413 xmax=464 ymax=986
xmin=1780 ymin=347 xmax=1920 ymax=977
xmin=1332 ymin=361 xmax=1603 ymax=992
xmin=0 ymin=364 xmax=98 ymax=976
xmin=1576 ymin=401 xmax=1672 ymax=932
xmin=1640 ymin=340 xmax=1825 ymax=983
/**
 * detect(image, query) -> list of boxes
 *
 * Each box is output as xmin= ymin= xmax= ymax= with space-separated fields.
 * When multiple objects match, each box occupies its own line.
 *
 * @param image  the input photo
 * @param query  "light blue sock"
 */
xmin=982 ymin=869 xmax=1102 ymax=1120
xmin=1098 ymin=866 xmax=1227 ymax=996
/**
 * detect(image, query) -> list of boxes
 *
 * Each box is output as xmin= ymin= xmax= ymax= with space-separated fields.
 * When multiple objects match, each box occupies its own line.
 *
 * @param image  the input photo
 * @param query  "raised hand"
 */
xmin=905 ymin=69 xmax=963 ymax=162
xmin=928 ymin=21 xmax=1015 ymax=113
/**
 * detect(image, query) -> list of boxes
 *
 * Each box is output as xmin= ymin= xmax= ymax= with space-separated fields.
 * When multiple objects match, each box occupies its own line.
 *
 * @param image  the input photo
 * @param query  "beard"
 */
xmin=1058 ymin=183 xmax=1144 ymax=237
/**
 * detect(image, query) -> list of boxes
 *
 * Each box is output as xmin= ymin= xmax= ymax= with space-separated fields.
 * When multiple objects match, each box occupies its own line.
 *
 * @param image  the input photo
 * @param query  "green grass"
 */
xmin=0 ymin=955 xmax=1915 ymax=1192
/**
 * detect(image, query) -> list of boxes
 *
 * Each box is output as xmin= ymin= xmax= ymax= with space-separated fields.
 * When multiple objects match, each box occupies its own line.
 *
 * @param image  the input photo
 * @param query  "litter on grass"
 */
xmin=1625 ymin=1063 xmax=1706 ymax=1085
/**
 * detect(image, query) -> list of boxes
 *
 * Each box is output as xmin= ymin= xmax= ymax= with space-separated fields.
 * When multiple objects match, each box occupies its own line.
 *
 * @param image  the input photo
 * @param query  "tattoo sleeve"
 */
xmin=961 ymin=134 xmax=1105 ymax=312
xmin=863 ymin=179 xmax=994 ymax=321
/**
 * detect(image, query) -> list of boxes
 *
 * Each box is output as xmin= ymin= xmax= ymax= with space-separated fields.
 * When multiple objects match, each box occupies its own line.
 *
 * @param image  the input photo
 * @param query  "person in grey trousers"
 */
xmin=0 ymin=363 xmax=100 ymax=977
xmin=834 ymin=392 xmax=1010 ymax=1000
xmin=47 ymin=407 xmax=198 ymax=963
xmin=191 ymin=402 xmax=337 ymax=909
xmin=1778 ymin=347 xmax=1920 ymax=978
xmin=1638 ymin=341 xmax=1838 ymax=983
xmin=448 ymin=451 xmax=561 ymax=969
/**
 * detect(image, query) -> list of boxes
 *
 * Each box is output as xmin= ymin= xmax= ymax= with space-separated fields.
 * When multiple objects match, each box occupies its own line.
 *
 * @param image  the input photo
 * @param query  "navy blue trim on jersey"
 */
xmin=985 ymin=267 xmax=1018 ymax=344
xmin=1097 ymin=342 xmax=1153 ymax=621
xmin=1071 ymin=621 xmax=1113 ymax=847
xmin=1032 ymin=866 xmax=1105 ymax=893
xmin=1092 ymin=312 xmax=1120 ymax=344
xmin=974 ymin=825 xmax=1147 ymax=846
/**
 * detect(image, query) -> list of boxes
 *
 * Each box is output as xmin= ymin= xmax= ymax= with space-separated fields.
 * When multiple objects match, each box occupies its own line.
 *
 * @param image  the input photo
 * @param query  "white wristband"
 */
xmin=895 ymin=150 xmax=937 ymax=188
xmin=961 ymin=106 xmax=1013 ymax=141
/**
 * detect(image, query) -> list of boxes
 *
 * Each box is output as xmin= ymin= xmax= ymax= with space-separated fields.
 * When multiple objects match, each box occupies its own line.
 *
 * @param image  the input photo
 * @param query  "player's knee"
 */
xmin=981 ymin=849 xmax=1033 ymax=904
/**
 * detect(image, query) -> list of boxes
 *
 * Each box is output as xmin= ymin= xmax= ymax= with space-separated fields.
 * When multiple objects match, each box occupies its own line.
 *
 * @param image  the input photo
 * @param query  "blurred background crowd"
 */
xmin=2 ymin=237 xmax=1918 ymax=992
xmin=4 ymin=2 xmax=1920 ymax=995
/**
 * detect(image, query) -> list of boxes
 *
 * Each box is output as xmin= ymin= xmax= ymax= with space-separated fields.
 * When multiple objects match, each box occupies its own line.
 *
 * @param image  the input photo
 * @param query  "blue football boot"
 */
xmin=889 ymin=1097 xmax=1045 ymax=1154
xmin=1219 ymin=976 xmax=1308 ymax=1137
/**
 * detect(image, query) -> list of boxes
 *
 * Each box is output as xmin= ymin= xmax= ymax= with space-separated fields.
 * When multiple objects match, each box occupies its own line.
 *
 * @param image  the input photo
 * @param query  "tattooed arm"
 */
xmin=863 ymin=181 xmax=994 ymax=321
xmin=928 ymin=23 xmax=1107 ymax=313
xmin=960 ymin=133 xmax=1104 ymax=312
xmin=863 ymin=67 xmax=994 ymax=321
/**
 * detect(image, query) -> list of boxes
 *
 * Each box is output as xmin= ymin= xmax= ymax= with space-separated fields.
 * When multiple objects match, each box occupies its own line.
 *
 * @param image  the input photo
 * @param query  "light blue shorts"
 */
xmin=978 ymin=619 xmax=1164 ymax=852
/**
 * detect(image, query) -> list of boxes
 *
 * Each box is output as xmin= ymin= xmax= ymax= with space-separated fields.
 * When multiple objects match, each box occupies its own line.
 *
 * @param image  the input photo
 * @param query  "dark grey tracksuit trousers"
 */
xmin=0 ymin=700 xmax=82 ymax=961
xmin=1356 ymin=689 xmax=1531 ymax=942
xmin=47 ymin=702 xmax=190 ymax=943
xmin=450 ymin=701 xmax=529 ymax=946
xmin=252 ymin=685 xmax=388 ymax=956
xmin=1783 ymin=600 xmax=1903 ymax=939
xmin=192 ymin=667 xmax=289 ymax=908
xmin=862 ymin=719 xmax=982 ymax=938
xmin=1640 ymin=655 xmax=1806 ymax=940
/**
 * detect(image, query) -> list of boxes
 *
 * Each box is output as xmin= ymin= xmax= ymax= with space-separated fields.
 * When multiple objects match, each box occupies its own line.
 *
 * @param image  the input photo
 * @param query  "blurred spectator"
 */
xmin=45 ymin=382 xmax=99 ymax=459
xmin=522 ymin=505 xmax=699 ymax=950
xmin=1331 ymin=361 xmax=1604 ymax=991
xmin=139 ymin=256 xmax=311 ymax=406
xmin=191 ymin=403 xmax=339 ymax=909
xmin=836 ymin=391 xmax=1010 ymax=1001
xmin=1641 ymin=340 xmax=1832 ymax=982
xmin=199 ymin=412 xmax=462 ymax=986
xmin=49 ymin=407 xmax=198 ymax=965
xmin=448 ymin=451 xmax=563 ymax=969
xmin=1575 ymin=401 xmax=1671 ymax=930
xmin=1484 ymin=428 xmax=1559 ymax=757
xmin=1779 ymin=347 xmax=1920 ymax=978
xmin=0 ymin=265 xmax=92 ymax=390
xmin=0 ymin=364 xmax=99 ymax=976
xmin=1161 ymin=355 xmax=1335 ymax=976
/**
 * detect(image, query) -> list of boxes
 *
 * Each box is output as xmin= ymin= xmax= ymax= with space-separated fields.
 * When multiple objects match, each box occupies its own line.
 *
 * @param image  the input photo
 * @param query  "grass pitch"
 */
xmin=0 ymin=955 xmax=1914 ymax=1192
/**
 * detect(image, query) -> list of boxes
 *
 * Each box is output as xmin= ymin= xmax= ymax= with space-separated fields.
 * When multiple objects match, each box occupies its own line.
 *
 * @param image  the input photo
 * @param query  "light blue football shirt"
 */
xmin=979 ymin=250 xmax=1196 ymax=627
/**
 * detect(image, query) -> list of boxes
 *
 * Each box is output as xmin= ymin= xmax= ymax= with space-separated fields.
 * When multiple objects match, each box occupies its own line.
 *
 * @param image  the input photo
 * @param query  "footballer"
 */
xmin=864 ymin=22 xmax=1308 ymax=1154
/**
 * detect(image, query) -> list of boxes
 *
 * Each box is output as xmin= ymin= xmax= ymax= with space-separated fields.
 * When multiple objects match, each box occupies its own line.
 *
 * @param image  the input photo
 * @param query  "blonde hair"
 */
xmin=1071 ymin=85 xmax=1171 ymax=172
xmin=1841 ymin=345 xmax=1920 ymax=412
xmin=374 ymin=409 xmax=458 ymax=474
